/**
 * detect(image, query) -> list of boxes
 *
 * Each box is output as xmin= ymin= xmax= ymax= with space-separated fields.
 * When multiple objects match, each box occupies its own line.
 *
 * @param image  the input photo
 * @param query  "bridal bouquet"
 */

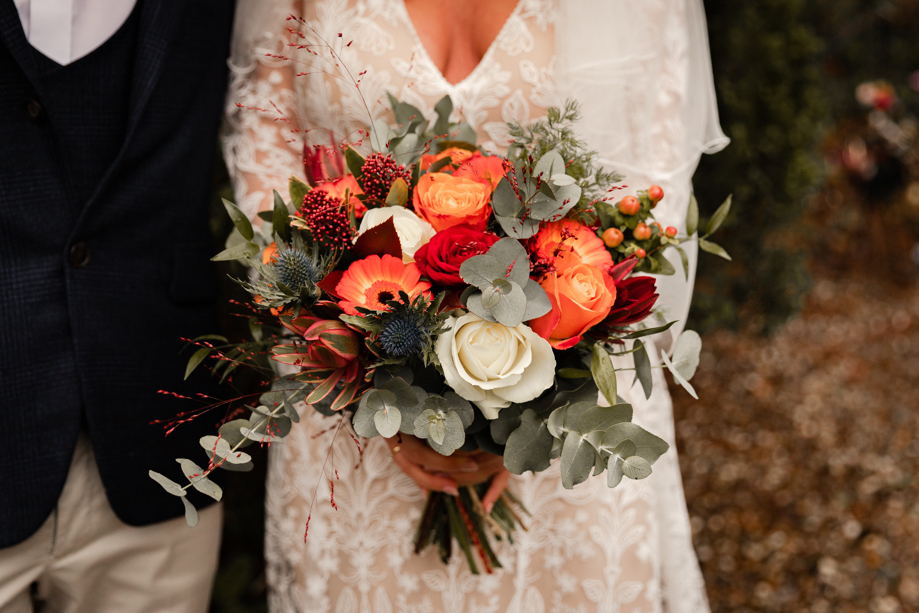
xmin=150 ymin=96 xmax=731 ymax=574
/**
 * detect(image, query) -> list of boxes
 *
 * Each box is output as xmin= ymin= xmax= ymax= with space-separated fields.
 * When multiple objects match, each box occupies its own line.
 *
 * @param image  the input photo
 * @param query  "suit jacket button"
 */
xmin=69 ymin=242 xmax=90 ymax=268
xmin=25 ymin=99 xmax=45 ymax=122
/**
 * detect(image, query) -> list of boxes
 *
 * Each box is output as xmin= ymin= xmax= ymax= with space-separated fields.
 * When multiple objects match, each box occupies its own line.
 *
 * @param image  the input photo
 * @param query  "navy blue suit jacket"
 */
xmin=0 ymin=0 xmax=236 ymax=547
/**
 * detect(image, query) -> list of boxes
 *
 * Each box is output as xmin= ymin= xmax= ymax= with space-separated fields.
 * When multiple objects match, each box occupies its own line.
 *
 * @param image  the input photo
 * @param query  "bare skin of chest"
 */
xmin=403 ymin=0 xmax=519 ymax=84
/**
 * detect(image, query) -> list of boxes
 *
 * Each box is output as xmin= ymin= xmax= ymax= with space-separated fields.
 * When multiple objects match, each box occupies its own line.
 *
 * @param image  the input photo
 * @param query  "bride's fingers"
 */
xmin=481 ymin=467 xmax=511 ymax=514
xmin=385 ymin=434 xmax=480 ymax=474
xmin=390 ymin=449 xmax=459 ymax=495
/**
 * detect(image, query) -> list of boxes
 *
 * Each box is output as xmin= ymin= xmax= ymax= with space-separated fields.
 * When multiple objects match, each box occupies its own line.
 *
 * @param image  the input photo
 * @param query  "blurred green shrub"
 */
xmin=692 ymin=0 xmax=919 ymax=333
xmin=690 ymin=0 xmax=826 ymax=333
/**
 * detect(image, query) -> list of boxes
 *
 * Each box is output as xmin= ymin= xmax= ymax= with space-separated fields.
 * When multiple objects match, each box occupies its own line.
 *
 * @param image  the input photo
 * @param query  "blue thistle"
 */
xmin=379 ymin=313 xmax=427 ymax=358
xmin=273 ymin=248 xmax=322 ymax=290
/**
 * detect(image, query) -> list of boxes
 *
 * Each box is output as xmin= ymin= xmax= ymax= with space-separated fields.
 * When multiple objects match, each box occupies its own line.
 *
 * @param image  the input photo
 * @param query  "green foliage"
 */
xmin=506 ymin=100 xmax=622 ymax=223
xmin=459 ymin=238 xmax=551 ymax=325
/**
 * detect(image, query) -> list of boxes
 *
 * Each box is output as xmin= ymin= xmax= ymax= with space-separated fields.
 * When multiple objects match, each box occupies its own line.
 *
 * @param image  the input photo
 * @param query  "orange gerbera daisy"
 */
xmin=336 ymin=254 xmax=431 ymax=315
xmin=531 ymin=219 xmax=613 ymax=274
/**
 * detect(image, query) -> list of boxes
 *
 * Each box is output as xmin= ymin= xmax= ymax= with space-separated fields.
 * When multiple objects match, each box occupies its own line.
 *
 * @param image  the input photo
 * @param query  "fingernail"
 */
xmin=461 ymin=461 xmax=479 ymax=472
xmin=484 ymin=501 xmax=494 ymax=514
xmin=444 ymin=486 xmax=459 ymax=496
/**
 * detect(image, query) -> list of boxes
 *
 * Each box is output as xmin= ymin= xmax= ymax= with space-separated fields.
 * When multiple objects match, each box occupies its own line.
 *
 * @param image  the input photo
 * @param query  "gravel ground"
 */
xmin=672 ymin=272 xmax=919 ymax=613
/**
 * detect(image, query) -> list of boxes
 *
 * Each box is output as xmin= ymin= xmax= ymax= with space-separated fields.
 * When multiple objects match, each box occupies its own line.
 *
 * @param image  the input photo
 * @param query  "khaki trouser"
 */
xmin=0 ymin=433 xmax=222 ymax=613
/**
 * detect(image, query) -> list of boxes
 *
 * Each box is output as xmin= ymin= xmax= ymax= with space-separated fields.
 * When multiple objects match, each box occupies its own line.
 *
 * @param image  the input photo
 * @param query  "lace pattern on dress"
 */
xmin=222 ymin=1 xmax=713 ymax=611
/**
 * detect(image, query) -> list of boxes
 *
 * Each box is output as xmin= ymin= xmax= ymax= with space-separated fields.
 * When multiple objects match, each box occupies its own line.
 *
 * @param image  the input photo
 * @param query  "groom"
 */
xmin=0 ymin=1 xmax=235 ymax=611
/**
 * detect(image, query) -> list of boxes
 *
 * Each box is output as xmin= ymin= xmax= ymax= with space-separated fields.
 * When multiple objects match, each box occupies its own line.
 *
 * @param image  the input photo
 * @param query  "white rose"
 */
xmin=358 ymin=206 xmax=435 ymax=263
xmin=436 ymin=313 xmax=556 ymax=419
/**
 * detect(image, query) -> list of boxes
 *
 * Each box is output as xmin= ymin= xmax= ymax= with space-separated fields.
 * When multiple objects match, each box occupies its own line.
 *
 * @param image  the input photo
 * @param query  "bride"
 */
xmin=223 ymin=1 xmax=728 ymax=611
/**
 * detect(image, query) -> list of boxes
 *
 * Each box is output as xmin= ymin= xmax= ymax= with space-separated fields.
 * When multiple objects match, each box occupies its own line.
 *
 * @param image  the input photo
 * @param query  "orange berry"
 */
xmin=618 ymin=195 xmax=640 ymax=216
xmin=665 ymin=226 xmax=678 ymax=238
xmin=648 ymin=184 xmax=664 ymax=203
xmin=635 ymin=248 xmax=647 ymax=259
xmin=602 ymin=227 xmax=624 ymax=248
xmin=634 ymin=222 xmax=652 ymax=240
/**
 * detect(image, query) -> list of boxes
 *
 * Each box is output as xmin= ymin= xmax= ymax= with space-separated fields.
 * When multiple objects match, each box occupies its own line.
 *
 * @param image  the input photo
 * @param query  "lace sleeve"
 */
xmin=222 ymin=0 xmax=305 ymax=220
xmin=556 ymin=0 xmax=728 ymax=351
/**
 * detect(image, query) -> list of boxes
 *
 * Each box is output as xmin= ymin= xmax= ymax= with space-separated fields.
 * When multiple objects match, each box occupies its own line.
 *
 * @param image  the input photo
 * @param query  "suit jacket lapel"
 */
xmin=0 ymin=0 xmax=41 ymax=92
xmin=126 ymin=0 xmax=186 ymax=137
xmin=69 ymin=0 xmax=186 ymax=233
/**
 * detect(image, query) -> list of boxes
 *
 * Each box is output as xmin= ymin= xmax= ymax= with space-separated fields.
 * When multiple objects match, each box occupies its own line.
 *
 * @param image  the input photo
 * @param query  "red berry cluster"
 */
xmin=300 ymin=191 xmax=353 ymax=252
xmin=360 ymin=152 xmax=412 ymax=203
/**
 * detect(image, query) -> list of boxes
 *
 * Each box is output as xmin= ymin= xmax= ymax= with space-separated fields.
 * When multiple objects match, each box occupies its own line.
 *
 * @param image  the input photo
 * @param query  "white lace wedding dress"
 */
xmin=223 ymin=1 xmax=727 ymax=611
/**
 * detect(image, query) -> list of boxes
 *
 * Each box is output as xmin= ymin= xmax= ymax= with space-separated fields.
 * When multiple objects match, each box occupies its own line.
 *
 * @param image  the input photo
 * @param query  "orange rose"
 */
xmin=412 ymin=172 xmax=492 ymax=232
xmin=420 ymin=147 xmax=475 ymax=171
xmin=531 ymin=219 xmax=613 ymax=274
xmin=315 ymin=175 xmax=366 ymax=218
xmin=453 ymin=154 xmax=506 ymax=191
xmin=529 ymin=263 xmax=616 ymax=349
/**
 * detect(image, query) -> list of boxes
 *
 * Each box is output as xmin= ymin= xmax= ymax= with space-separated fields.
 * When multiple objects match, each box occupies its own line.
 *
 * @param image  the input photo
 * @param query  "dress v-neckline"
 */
xmin=399 ymin=0 xmax=524 ymax=88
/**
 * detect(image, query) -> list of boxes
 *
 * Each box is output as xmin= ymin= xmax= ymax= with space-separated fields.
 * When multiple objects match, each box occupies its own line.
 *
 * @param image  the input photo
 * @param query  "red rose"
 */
xmin=414 ymin=226 xmax=500 ymax=287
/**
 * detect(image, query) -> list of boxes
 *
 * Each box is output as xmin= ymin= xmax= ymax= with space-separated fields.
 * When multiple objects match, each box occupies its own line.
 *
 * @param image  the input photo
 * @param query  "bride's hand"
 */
xmin=384 ymin=435 xmax=511 ymax=511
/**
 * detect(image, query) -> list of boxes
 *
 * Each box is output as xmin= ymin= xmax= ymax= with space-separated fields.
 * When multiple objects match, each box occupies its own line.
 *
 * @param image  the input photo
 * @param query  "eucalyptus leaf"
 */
xmin=222 ymin=198 xmax=254 ymax=241
xmin=559 ymin=431 xmax=597 ymax=490
xmin=444 ymin=392 xmax=475 ymax=428
xmin=577 ymin=404 xmax=633 ymax=435
xmin=590 ymin=344 xmax=618 ymax=406
xmin=181 ymin=497 xmax=199 ymax=527
xmin=533 ymin=150 xmax=565 ymax=180
xmin=543 ymin=183 xmax=582 ymax=222
xmin=149 ymin=471 xmax=186 ymax=497
xmin=459 ymin=255 xmax=506 ymax=290
xmin=486 ymin=282 xmax=527 ymax=327
xmin=428 ymin=411 xmax=466 ymax=455
xmin=522 ymin=281 xmax=552 ymax=321
xmin=671 ymin=330 xmax=702 ymax=380
xmin=492 ymin=177 xmax=522 ymax=217
xmin=481 ymin=285 xmax=501 ymax=309
xmin=489 ymin=405 xmax=523 ymax=445
xmin=465 ymin=293 xmax=497 ymax=323
xmin=633 ymin=342 xmax=653 ymax=399
xmin=217 ymin=419 xmax=252 ymax=448
xmin=487 ymin=237 xmax=530 ymax=285
xmin=600 ymin=423 xmax=670 ymax=464
xmin=369 ymin=119 xmax=392 ymax=153
xmin=352 ymin=399 xmax=381 ymax=438
xmin=496 ymin=212 xmax=540 ymax=239
xmin=374 ymin=404 xmax=402 ymax=438
xmin=607 ymin=457 xmax=625 ymax=488
xmin=550 ymin=173 xmax=576 ymax=186
xmin=177 ymin=458 xmax=223 ymax=501
xmin=504 ymin=409 xmax=553 ymax=475
xmin=661 ymin=349 xmax=699 ymax=399
xmin=622 ymin=456 xmax=653 ymax=480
